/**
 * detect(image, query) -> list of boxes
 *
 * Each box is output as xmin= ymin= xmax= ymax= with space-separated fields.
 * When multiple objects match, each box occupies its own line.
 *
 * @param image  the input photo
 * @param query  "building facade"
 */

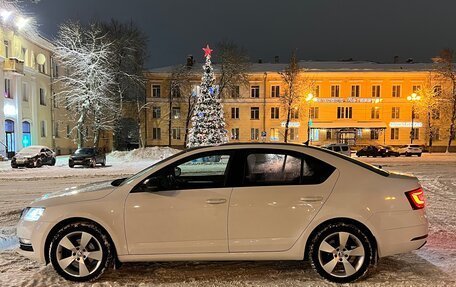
xmin=144 ymin=61 xmax=455 ymax=151
xmin=0 ymin=24 xmax=57 ymax=158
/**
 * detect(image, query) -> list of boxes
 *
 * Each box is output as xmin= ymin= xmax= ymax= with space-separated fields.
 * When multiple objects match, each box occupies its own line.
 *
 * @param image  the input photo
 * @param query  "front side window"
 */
xmin=135 ymin=152 xmax=232 ymax=192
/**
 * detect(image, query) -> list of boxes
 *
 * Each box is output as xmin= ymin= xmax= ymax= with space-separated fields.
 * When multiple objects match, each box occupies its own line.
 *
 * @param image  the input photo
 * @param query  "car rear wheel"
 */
xmin=417 ymin=153 xmax=422 ymax=157
xmin=101 ymin=158 xmax=106 ymax=167
xmin=309 ymin=223 xmax=374 ymax=283
xmin=49 ymin=222 xmax=112 ymax=282
xmin=50 ymin=158 xmax=56 ymax=166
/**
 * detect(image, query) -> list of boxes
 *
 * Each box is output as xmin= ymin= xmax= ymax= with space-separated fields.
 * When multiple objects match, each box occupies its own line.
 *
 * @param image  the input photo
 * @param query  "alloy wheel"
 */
xmin=317 ymin=231 xmax=365 ymax=278
xmin=56 ymin=231 xmax=103 ymax=277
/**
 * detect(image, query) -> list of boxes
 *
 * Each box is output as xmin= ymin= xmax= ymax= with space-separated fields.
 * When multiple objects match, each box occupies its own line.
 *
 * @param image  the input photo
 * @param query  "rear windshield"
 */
xmin=309 ymin=146 xmax=389 ymax=177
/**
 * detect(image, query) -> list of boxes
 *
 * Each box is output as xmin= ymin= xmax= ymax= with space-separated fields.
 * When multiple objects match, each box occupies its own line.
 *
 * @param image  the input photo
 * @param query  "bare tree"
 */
xmin=168 ymin=64 xmax=194 ymax=146
xmin=432 ymin=49 xmax=456 ymax=152
xmin=279 ymin=51 xmax=314 ymax=143
xmin=415 ymin=73 xmax=442 ymax=150
xmin=215 ymin=41 xmax=250 ymax=97
xmin=101 ymin=19 xmax=148 ymax=149
xmin=54 ymin=21 xmax=117 ymax=148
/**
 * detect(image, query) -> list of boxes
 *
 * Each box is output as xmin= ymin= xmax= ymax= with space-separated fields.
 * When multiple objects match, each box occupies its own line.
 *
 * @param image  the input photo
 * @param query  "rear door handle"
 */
xmin=206 ymin=198 xmax=227 ymax=204
xmin=300 ymin=196 xmax=323 ymax=202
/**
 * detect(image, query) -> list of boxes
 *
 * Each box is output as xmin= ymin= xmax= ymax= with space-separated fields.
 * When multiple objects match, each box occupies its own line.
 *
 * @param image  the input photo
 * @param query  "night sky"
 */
xmin=22 ymin=0 xmax=456 ymax=68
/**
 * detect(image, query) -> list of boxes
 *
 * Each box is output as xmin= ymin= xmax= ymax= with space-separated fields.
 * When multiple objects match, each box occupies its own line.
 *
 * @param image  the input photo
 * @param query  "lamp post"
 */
xmin=407 ymin=93 xmax=421 ymax=144
xmin=305 ymin=93 xmax=317 ymax=143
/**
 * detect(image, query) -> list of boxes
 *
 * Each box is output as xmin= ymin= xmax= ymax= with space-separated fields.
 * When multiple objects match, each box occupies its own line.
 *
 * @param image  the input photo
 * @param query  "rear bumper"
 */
xmin=369 ymin=209 xmax=428 ymax=257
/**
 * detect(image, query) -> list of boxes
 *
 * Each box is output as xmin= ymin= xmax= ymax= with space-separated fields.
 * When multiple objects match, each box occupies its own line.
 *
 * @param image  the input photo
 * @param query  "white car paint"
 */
xmin=16 ymin=143 xmax=428 ymax=283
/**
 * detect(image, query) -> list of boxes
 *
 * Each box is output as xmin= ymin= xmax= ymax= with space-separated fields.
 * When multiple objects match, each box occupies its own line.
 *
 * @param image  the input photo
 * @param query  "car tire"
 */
xmin=101 ymin=158 xmax=106 ymax=167
xmin=90 ymin=158 xmax=96 ymax=168
xmin=309 ymin=222 xmax=374 ymax=284
xmin=69 ymin=162 xmax=74 ymax=168
xmin=35 ymin=158 xmax=43 ymax=168
xmin=418 ymin=153 xmax=422 ymax=157
xmin=49 ymin=222 xmax=112 ymax=282
xmin=50 ymin=158 xmax=56 ymax=166
xmin=11 ymin=163 xmax=17 ymax=168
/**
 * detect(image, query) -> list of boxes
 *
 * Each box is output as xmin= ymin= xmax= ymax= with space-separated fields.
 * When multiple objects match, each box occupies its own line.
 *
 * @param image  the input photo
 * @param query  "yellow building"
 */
xmin=144 ymin=61 xmax=454 ymax=151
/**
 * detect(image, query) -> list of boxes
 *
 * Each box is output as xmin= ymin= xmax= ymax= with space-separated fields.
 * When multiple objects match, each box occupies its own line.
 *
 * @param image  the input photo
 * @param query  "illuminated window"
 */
xmin=371 ymin=107 xmax=380 ymax=119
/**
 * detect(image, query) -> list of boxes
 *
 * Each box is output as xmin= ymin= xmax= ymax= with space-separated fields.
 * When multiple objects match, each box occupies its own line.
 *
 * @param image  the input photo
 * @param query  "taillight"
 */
xmin=405 ymin=187 xmax=425 ymax=209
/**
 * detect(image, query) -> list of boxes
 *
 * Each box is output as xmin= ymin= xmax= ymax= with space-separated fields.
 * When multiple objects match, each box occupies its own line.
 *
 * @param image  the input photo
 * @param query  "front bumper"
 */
xmin=369 ymin=209 xmax=428 ymax=257
xmin=16 ymin=219 xmax=54 ymax=264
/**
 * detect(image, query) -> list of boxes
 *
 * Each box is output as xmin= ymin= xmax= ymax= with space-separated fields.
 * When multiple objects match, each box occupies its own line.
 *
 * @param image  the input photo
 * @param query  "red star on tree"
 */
xmin=203 ymin=44 xmax=213 ymax=58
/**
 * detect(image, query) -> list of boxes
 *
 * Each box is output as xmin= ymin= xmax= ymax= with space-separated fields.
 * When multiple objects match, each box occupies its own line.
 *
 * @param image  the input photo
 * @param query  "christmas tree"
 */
xmin=187 ymin=45 xmax=228 ymax=148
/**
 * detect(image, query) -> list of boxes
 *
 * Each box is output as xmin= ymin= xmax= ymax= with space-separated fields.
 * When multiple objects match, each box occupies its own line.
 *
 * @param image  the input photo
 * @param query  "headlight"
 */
xmin=22 ymin=207 xmax=45 ymax=222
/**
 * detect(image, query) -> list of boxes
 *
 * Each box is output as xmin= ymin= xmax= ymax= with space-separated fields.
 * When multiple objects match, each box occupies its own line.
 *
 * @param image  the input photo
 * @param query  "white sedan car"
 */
xmin=16 ymin=143 xmax=428 ymax=283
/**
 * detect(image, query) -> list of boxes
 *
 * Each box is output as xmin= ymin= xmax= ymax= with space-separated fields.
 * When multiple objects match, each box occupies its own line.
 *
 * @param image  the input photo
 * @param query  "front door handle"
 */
xmin=300 ymin=196 xmax=323 ymax=202
xmin=206 ymin=198 xmax=227 ymax=204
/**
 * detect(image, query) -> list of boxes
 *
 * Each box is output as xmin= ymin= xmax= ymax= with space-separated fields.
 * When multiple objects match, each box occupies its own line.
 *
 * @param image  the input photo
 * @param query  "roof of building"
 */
xmin=147 ymin=60 xmax=437 ymax=74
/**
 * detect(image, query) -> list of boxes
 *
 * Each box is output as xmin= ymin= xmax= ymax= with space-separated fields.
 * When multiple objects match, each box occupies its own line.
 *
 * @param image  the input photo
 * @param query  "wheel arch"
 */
xmin=303 ymin=217 xmax=378 ymax=264
xmin=44 ymin=217 xmax=118 ymax=265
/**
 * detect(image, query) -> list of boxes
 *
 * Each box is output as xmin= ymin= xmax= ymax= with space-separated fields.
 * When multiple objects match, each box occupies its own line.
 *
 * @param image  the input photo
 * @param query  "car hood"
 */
xmin=14 ymin=153 xmax=37 ymax=159
xmin=31 ymin=180 xmax=116 ymax=207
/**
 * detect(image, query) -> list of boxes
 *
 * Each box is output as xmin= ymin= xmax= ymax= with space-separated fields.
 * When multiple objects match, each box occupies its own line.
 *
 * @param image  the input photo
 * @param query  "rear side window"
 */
xmin=342 ymin=146 xmax=349 ymax=151
xmin=242 ymin=150 xmax=335 ymax=186
xmin=333 ymin=146 xmax=341 ymax=152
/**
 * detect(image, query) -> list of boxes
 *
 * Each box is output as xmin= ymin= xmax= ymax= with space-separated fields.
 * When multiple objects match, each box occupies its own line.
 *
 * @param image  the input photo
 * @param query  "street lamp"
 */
xmin=407 ymin=93 xmax=421 ymax=144
xmin=306 ymin=93 xmax=317 ymax=143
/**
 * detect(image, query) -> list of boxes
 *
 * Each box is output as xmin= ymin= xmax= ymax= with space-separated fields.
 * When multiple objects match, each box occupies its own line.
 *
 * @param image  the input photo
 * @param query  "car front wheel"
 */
xmin=49 ymin=222 xmax=112 ymax=282
xmin=309 ymin=222 xmax=374 ymax=283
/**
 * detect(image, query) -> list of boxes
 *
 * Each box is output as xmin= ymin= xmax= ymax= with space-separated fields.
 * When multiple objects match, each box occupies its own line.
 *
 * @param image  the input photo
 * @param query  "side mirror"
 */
xmin=142 ymin=177 xmax=160 ymax=192
xmin=174 ymin=166 xmax=181 ymax=177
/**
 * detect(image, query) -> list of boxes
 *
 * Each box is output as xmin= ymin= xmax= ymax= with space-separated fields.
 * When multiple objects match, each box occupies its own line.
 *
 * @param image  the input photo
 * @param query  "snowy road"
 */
xmin=0 ymin=153 xmax=455 ymax=286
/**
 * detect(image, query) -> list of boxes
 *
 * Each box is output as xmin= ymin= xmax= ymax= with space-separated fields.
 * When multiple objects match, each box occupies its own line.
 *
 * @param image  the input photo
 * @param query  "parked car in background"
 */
xmin=17 ymin=143 xmax=428 ymax=283
xmin=322 ymin=143 xmax=351 ymax=156
xmin=398 ymin=145 xmax=423 ymax=157
xmin=355 ymin=145 xmax=387 ymax=157
xmin=11 ymin=146 xmax=56 ymax=168
xmin=382 ymin=146 xmax=400 ymax=157
xmin=69 ymin=148 xmax=106 ymax=168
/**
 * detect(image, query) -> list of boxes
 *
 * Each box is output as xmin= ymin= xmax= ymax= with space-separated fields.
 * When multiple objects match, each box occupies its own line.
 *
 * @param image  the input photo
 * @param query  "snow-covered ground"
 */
xmin=0 ymin=150 xmax=455 ymax=286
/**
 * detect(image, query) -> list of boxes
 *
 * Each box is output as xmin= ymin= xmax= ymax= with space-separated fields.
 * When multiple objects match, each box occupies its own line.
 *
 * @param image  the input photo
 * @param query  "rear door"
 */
xmin=228 ymin=149 xmax=339 ymax=252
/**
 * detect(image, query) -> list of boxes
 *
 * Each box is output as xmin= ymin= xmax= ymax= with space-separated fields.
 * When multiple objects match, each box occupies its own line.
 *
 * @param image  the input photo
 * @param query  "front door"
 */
xmin=5 ymin=120 xmax=15 ymax=158
xmin=125 ymin=152 xmax=234 ymax=255
xmin=228 ymin=149 xmax=339 ymax=252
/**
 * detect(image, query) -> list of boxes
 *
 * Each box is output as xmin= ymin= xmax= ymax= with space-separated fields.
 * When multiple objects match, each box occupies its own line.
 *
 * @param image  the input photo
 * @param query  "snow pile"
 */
xmin=110 ymin=146 xmax=181 ymax=162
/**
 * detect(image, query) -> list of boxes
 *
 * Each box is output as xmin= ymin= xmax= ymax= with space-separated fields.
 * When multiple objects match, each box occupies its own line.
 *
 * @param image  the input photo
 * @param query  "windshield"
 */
xmin=120 ymin=149 xmax=186 ymax=186
xmin=18 ymin=147 xmax=41 ymax=155
xmin=74 ymin=148 xmax=95 ymax=155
